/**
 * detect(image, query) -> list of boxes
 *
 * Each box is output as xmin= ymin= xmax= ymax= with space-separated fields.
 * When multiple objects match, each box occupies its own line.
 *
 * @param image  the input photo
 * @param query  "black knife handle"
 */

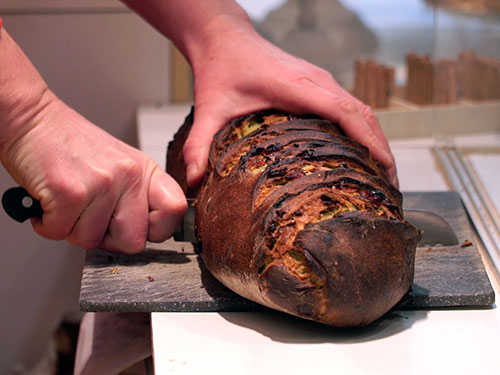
xmin=2 ymin=187 xmax=43 ymax=223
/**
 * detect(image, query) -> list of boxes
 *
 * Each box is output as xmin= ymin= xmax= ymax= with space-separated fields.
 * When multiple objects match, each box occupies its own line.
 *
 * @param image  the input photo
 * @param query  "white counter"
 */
xmin=137 ymin=105 xmax=500 ymax=375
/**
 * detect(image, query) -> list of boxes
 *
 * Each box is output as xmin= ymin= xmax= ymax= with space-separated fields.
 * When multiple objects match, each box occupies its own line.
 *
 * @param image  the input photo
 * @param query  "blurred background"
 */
xmin=1 ymin=0 xmax=499 ymax=373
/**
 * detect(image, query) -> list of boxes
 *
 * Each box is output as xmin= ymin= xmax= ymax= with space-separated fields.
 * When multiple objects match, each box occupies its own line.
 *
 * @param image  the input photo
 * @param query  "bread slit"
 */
xmin=253 ymin=153 xmax=386 ymax=208
xmin=168 ymin=109 xmax=420 ymax=327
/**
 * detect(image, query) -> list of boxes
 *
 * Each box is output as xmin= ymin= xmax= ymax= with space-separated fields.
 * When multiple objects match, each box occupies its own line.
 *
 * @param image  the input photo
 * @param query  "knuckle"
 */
xmin=313 ymin=66 xmax=333 ymax=82
xmin=56 ymin=181 xmax=88 ymax=207
xmin=360 ymin=104 xmax=378 ymax=125
xmin=337 ymin=97 xmax=359 ymax=116
xmin=117 ymin=157 xmax=142 ymax=178
xmin=290 ymin=75 xmax=315 ymax=87
xmin=95 ymin=169 xmax=114 ymax=192
xmin=114 ymin=157 xmax=144 ymax=190
xmin=290 ymin=64 xmax=333 ymax=86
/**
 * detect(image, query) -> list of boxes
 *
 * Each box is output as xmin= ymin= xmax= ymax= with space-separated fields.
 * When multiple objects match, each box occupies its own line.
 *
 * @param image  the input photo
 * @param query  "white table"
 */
xmin=137 ymin=105 xmax=500 ymax=375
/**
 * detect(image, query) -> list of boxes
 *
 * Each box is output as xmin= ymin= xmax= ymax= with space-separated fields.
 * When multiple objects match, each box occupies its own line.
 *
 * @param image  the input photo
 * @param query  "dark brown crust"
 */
xmin=210 ymin=111 xmax=337 ymax=159
xmin=167 ymin=109 xmax=420 ymax=327
xmin=251 ymin=148 xmax=390 ymax=208
xmin=269 ymin=216 xmax=419 ymax=326
xmin=209 ymin=110 xmax=296 ymax=166
xmin=166 ymin=107 xmax=198 ymax=198
xmin=256 ymin=168 xmax=402 ymax=217
xmin=213 ymin=122 xmax=344 ymax=176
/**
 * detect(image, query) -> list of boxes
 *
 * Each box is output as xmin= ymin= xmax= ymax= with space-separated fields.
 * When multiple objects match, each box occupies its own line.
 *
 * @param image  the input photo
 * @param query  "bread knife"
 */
xmin=2 ymin=187 xmax=43 ymax=223
xmin=1 ymin=186 xmax=200 ymax=241
xmin=173 ymin=199 xmax=459 ymax=247
xmin=2 ymin=187 xmax=458 ymax=247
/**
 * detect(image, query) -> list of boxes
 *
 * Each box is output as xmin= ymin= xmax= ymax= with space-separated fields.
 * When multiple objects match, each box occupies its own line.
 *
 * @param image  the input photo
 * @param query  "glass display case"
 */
xmin=235 ymin=0 xmax=500 ymax=270
xmin=164 ymin=0 xmax=500 ymax=269
xmin=238 ymin=0 xmax=500 ymax=108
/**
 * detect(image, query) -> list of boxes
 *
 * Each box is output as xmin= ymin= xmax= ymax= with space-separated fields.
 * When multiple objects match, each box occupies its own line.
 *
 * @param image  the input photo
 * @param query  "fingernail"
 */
xmin=186 ymin=163 xmax=199 ymax=185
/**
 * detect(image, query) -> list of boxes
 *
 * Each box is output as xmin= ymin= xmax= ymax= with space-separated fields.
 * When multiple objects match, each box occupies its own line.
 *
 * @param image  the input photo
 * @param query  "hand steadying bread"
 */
xmin=168 ymin=109 xmax=420 ymax=327
xmin=1 ymin=0 xmax=396 ymax=252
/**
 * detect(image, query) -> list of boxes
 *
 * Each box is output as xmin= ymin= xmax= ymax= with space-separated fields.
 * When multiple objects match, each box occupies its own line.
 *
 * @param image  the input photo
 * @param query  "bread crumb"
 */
xmin=460 ymin=239 xmax=473 ymax=248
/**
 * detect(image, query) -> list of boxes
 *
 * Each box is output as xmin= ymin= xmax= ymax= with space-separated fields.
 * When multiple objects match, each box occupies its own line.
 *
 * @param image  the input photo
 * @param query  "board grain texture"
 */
xmin=79 ymin=191 xmax=495 ymax=312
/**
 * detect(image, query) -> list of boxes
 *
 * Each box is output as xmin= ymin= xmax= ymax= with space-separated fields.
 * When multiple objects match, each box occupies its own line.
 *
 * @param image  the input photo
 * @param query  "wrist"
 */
xmin=179 ymin=11 xmax=255 ymax=70
xmin=0 ymin=28 xmax=60 ymax=156
xmin=0 ymin=87 xmax=60 ymax=159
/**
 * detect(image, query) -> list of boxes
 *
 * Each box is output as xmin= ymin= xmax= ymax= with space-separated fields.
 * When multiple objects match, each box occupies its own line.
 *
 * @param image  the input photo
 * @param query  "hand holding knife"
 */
xmin=2 ymin=187 xmax=458 ymax=247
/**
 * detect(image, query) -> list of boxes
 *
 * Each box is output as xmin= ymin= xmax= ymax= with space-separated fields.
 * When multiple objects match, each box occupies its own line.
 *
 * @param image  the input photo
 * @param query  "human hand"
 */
xmin=0 ymin=94 xmax=186 ymax=253
xmin=182 ymin=16 xmax=397 ymax=188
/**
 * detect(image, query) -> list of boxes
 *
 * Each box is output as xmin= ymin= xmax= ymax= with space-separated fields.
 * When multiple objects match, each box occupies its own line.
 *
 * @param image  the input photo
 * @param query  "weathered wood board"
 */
xmin=79 ymin=191 xmax=495 ymax=312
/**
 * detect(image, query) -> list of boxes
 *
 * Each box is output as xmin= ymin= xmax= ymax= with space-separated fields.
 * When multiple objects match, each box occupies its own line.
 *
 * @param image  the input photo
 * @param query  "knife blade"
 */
xmin=2 ymin=188 xmax=459 ymax=247
xmin=174 ymin=199 xmax=459 ymax=247
xmin=404 ymin=209 xmax=459 ymax=246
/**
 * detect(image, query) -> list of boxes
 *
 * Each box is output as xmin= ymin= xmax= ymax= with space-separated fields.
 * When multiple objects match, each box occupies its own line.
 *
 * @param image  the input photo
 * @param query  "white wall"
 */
xmin=0 ymin=8 xmax=171 ymax=373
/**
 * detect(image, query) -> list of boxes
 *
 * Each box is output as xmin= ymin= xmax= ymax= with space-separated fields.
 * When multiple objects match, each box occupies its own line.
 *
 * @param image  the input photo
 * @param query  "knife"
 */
xmin=174 ymin=199 xmax=460 ymax=247
xmin=2 ymin=187 xmax=459 ymax=247
xmin=2 ymin=187 xmax=43 ymax=223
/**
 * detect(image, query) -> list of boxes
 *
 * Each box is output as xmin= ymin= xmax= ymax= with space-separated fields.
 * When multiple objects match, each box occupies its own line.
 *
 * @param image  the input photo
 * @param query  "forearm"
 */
xmin=121 ymin=1 xmax=397 ymax=186
xmin=120 ymin=0 xmax=253 ymax=67
xmin=0 ymin=27 xmax=57 ymax=154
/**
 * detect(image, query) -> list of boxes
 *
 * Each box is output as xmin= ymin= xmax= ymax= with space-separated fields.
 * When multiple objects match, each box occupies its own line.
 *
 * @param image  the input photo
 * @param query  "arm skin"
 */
xmin=0 ymin=0 xmax=396 ymax=253
xmin=121 ymin=0 xmax=398 ymax=187
xmin=0 ymin=27 xmax=187 ymax=253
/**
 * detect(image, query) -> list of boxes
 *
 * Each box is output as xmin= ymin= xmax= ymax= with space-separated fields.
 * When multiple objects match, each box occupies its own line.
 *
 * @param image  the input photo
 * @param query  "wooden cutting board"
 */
xmin=79 ymin=191 xmax=495 ymax=312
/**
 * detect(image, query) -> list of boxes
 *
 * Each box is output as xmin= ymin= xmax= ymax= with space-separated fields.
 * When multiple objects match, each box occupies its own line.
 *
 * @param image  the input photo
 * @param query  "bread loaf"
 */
xmin=167 ymin=109 xmax=420 ymax=327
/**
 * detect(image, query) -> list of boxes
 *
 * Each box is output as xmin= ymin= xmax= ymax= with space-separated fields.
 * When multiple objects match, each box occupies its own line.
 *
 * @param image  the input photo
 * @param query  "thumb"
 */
xmin=183 ymin=107 xmax=226 ymax=187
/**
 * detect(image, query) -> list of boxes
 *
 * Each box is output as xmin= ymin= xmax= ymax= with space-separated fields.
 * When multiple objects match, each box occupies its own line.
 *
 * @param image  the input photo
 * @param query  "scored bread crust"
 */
xmin=167 ymin=109 xmax=420 ymax=327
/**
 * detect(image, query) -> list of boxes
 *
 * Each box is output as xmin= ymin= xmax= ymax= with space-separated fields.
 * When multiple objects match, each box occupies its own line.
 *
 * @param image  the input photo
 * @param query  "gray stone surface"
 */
xmin=79 ymin=191 xmax=495 ymax=312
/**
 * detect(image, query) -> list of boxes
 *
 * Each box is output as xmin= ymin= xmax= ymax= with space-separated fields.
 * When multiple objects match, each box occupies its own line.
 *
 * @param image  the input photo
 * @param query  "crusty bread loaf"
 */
xmin=167 ymin=109 xmax=420 ymax=327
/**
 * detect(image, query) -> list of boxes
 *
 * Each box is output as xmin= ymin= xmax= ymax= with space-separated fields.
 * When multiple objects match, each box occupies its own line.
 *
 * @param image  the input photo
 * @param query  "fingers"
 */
xmin=99 ymin=168 xmax=187 ymax=254
xmin=355 ymin=100 xmax=390 ymax=149
xmin=147 ymin=168 xmax=187 ymax=243
xmin=356 ymin=102 xmax=398 ymax=187
xmin=182 ymin=106 xmax=227 ymax=186
xmin=32 ymin=165 xmax=187 ymax=253
xmin=274 ymin=79 xmax=392 ymax=161
xmin=98 ymin=183 xmax=149 ymax=253
xmin=386 ymin=165 xmax=399 ymax=189
xmin=65 ymin=191 xmax=116 ymax=250
xmin=281 ymin=63 xmax=392 ymax=154
xmin=273 ymin=78 xmax=399 ymax=186
xmin=31 ymin=184 xmax=87 ymax=242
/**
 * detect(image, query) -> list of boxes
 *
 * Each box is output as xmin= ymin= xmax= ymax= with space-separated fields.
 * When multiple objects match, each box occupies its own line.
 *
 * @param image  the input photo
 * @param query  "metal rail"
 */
xmin=434 ymin=144 xmax=500 ymax=273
